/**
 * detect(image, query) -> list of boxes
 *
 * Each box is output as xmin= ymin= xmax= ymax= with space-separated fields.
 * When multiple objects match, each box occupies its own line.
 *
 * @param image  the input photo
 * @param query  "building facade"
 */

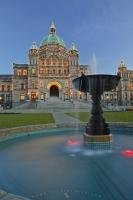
xmin=102 ymin=61 xmax=133 ymax=108
xmin=0 ymin=23 xmax=133 ymax=109
xmin=0 ymin=22 xmax=88 ymax=107
xmin=117 ymin=61 xmax=133 ymax=106
xmin=0 ymin=75 xmax=12 ymax=108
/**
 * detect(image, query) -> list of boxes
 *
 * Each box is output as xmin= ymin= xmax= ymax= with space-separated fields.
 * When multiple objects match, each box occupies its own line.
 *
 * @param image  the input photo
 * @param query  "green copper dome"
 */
xmin=41 ymin=22 xmax=66 ymax=47
xmin=41 ymin=33 xmax=66 ymax=47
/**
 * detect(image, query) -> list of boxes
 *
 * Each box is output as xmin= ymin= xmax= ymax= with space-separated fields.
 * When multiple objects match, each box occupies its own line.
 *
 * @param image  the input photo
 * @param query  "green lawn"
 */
xmin=0 ymin=113 xmax=55 ymax=129
xmin=66 ymin=111 xmax=133 ymax=122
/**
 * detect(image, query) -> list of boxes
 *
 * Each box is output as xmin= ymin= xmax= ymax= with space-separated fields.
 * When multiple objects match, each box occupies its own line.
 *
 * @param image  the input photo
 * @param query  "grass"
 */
xmin=66 ymin=111 xmax=133 ymax=122
xmin=0 ymin=113 xmax=55 ymax=129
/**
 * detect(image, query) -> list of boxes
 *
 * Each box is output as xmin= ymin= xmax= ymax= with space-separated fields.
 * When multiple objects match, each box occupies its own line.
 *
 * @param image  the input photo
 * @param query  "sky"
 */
xmin=0 ymin=0 xmax=133 ymax=74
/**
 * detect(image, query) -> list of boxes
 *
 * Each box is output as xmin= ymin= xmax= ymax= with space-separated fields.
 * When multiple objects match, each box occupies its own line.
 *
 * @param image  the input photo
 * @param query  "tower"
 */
xmin=69 ymin=43 xmax=80 ymax=99
xmin=28 ymin=42 xmax=39 ymax=101
xmin=69 ymin=43 xmax=79 ymax=70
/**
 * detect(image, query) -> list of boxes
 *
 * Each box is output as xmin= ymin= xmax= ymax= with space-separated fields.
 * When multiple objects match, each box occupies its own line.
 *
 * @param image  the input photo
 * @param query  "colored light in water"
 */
xmin=67 ymin=139 xmax=80 ymax=146
xmin=121 ymin=149 xmax=133 ymax=157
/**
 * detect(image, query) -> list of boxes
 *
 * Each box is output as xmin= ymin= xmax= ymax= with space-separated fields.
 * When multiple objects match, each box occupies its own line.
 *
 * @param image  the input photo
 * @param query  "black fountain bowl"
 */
xmin=73 ymin=74 xmax=121 ymax=95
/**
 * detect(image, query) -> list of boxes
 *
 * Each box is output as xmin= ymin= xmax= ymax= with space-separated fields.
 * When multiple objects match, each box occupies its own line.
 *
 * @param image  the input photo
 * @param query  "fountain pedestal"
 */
xmin=84 ymin=93 xmax=112 ymax=143
xmin=73 ymin=74 xmax=120 ymax=148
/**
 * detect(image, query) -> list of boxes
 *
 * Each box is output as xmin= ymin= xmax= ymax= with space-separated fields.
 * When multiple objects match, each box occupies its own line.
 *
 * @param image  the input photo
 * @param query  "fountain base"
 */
xmin=83 ymin=133 xmax=112 ymax=150
xmin=83 ymin=133 xmax=112 ymax=143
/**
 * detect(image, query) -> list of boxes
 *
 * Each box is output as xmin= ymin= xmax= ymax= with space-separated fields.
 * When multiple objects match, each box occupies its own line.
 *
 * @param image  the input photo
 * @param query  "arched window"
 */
xmin=17 ymin=70 xmax=21 ymax=76
xmin=23 ymin=70 xmax=27 ymax=76
xmin=40 ymin=82 xmax=43 ymax=88
xmin=21 ymin=83 xmax=25 ymax=90
xmin=32 ymin=68 xmax=36 ymax=75
xmin=7 ymin=85 xmax=10 ymax=91
xmin=1 ymin=85 xmax=4 ymax=92
xmin=32 ymin=81 xmax=35 ymax=89
xmin=20 ymin=94 xmax=25 ymax=101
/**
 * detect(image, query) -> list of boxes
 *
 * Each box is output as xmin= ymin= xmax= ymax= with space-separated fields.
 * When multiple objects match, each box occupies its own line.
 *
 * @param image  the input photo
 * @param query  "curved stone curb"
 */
xmin=0 ymin=189 xmax=30 ymax=200
xmin=0 ymin=122 xmax=86 ymax=143
xmin=0 ymin=122 xmax=133 ymax=143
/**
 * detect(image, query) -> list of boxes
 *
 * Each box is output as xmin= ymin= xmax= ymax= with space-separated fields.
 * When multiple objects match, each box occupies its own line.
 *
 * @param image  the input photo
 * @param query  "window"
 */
xmin=40 ymin=69 xmax=43 ymax=74
xmin=40 ymin=82 xmax=43 ymax=88
xmin=32 ymin=82 xmax=35 ymax=89
xmin=30 ymin=58 xmax=37 ymax=65
xmin=21 ymin=83 xmax=25 ymax=90
xmin=40 ymin=93 xmax=44 ymax=100
xmin=17 ymin=70 xmax=21 ymax=76
xmin=7 ymin=85 xmax=10 ymax=92
xmin=64 ymin=61 xmax=68 ymax=66
xmin=53 ymin=69 xmax=55 ymax=74
xmin=46 ymin=60 xmax=50 ymax=65
xmin=59 ymin=70 xmax=61 ymax=74
xmin=1 ymin=85 xmax=4 ymax=92
xmin=59 ymin=61 xmax=62 ymax=66
xmin=65 ymin=81 xmax=68 ymax=86
xmin=20 ymin=94 xmax=25 ymax=101
xmin=23 ymin=70 xmax=27 ymax=76
xmin=32 ymin=68 xmax=36 ymax=75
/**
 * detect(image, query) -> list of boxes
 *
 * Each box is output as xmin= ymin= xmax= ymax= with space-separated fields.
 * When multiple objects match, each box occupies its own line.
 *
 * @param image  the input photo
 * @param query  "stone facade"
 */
xmin=0 ymin=75 xmax=12 ymax=108
xmin=11 ymin=22 xmax=88 ymax=106
xmin=102 ymin=61 xmax=133 ymax=107
xmin=117 ymin=61 xmax=133 ymax=106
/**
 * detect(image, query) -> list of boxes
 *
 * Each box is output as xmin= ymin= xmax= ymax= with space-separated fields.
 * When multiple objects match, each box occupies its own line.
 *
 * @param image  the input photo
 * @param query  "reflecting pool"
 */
xmin=0 ymin=127 xmax=133 ymax=200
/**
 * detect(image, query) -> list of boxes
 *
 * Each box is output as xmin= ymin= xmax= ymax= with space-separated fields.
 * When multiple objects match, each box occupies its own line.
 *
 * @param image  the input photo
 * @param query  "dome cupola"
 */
xmin=41 ymin=22 xmax=66 ymax=47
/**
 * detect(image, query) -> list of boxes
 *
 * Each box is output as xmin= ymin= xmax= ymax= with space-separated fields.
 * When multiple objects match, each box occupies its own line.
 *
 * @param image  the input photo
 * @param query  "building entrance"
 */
xmin=50 ymin=85 xmax=59 ymax=97
xmin=31 ymin=92 xmax=37 ymax=101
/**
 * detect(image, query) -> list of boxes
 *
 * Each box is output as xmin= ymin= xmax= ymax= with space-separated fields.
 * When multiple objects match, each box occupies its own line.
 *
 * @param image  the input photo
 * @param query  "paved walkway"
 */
xmin=52 ymin=112 xmax=81 ymax=124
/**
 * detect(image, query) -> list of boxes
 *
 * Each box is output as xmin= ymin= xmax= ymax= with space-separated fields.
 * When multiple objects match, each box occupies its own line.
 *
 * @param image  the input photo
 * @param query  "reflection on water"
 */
xmin=121 ymin=149 xmax=133 ymax=157
xmin=82 ymin=149 xmax=114 ymax=156
xmin=65 ymin=138 xmax=83 ymax=154
xmin=65 ymin=138 xmax=114 ymax=157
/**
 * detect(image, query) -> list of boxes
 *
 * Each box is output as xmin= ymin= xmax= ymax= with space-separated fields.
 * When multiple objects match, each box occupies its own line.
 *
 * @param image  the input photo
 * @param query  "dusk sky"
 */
xmin=0 ymin=0 xmax=133 ymax=74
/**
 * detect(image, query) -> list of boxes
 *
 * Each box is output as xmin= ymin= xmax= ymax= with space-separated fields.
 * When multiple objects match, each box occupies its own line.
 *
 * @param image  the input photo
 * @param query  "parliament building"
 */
xmin=0 ymin=22 xmax=133 ymax=109
xmin=0 ymin=22 xmax=88 ymax=107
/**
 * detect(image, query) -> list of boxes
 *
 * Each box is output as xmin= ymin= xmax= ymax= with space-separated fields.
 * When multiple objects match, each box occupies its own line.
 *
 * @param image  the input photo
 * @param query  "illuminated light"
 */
xmin=121 ymin=149 xmax=133 ymax=157
xmin=66 ymin=139 xmax=80 ymax=146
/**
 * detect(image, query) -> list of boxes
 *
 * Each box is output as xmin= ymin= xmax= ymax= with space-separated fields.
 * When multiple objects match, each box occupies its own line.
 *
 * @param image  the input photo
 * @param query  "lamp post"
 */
xmin=0 ymin=96 xmax=2 ymax=105
xmin=106 ymin=95 xmax=109 ymax=109
xmin=79 ymin=92 xmax=82 ymax=101
xmin=70 ymin=92 xmax=73 ymax=101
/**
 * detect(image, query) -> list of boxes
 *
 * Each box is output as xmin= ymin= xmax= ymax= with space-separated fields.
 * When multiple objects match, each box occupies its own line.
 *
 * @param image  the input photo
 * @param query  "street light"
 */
xmin=79 ymin=92 xmax=82 ymax=100
xmin=0 ymin=96 xmax=2 ymax=109
xmin=106 ymin=95 xmax=109 ymax=108
xmin=70 ymin=92 xmax=73 ymax=101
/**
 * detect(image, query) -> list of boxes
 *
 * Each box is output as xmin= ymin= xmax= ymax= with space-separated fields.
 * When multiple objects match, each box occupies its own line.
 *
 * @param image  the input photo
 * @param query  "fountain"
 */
xmin=73 ymin=73 xmax=121 ymax=148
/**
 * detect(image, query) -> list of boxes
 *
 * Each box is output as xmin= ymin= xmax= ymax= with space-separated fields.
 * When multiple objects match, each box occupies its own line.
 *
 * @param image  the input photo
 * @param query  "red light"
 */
xmin=67 ymin=139 xmax=80 ymax=146
xmin=121 ymin=149 xmax=133 ymax=157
